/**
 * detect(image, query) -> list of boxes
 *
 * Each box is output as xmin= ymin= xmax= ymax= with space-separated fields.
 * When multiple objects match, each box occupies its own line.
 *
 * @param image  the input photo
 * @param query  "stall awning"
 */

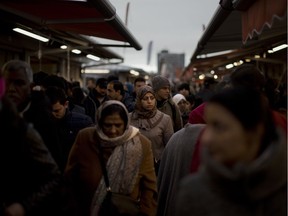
xmin=242 ymin=0 xmax=287 ymax=43
xmin=190 ymin=0 xmax=287 ymax=61
xmin=0 ymin=0 xmax=142 ymax=50
xmin=184 ymin=0 xmax=287 ymax=79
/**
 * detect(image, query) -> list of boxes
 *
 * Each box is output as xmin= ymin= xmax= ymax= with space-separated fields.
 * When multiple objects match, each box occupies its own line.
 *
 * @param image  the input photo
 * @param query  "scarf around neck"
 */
xmin=91 ymin=124 xmax=143 ymax=215
xmin=202 ymin=128 xmax=287 ymax=201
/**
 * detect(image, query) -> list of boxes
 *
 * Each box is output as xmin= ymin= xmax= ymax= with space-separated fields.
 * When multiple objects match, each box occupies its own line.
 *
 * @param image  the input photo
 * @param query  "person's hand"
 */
xmin=4 ymin=203 xmax=25 ymax=216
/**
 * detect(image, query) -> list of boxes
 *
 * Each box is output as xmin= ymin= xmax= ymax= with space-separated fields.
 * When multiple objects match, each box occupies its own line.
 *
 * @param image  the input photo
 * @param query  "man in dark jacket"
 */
xmin=152 ymin=75 xmax=183 ymax=132
xmin=107 ymin=80 xmax=135 ymax=112
xmin=45 ymin=86 xmax=94 ymax=172
xmin=83 ymin=77 xmax=109 ymax=123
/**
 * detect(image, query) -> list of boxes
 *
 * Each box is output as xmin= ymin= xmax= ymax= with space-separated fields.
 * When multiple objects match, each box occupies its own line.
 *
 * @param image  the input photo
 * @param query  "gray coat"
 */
xmin=129 ymin=110 xmax=174 ymax=161
xmin=157 ymin=124 xmax=206 ymax=216
xmin=175 ymin=129 xmax=287 ymax=216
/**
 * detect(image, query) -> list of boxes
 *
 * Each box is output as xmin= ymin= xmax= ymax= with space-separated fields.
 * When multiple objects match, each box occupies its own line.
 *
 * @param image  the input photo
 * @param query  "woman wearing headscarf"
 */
xmin=172 ymin=93 xmax=190 ymax=126
xmin=175 ymin=87 xmax=287 ymax=216
xmin=63 ymin=100 xmax=157 ymax=216
xmin=129 ymin=85 xmax=174 ymax=175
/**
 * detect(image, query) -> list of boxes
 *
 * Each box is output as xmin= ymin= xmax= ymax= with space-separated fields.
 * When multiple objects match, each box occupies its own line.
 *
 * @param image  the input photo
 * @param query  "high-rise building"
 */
xmin=157 ymin=50 xmax=185 ymax=82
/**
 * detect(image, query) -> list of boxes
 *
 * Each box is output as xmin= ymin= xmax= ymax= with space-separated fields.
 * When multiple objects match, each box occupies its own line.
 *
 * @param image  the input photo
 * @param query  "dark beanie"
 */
xmin=152 ymin=75 xmax=170 ymax=92
xmin=230 ymin=63 xmax=265 ymax=92
xmin=208 ymin=87 xmax=266 ymax=130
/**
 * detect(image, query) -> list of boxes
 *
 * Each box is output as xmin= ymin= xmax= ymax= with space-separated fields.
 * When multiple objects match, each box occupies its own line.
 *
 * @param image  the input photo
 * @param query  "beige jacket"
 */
xmin=129 ymin=110 xmax=174 ymax=161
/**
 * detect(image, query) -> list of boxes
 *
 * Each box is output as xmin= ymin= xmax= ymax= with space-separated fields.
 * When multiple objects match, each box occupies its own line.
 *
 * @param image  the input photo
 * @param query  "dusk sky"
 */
xmin=97 ymin=0 xmax=220 ymax=73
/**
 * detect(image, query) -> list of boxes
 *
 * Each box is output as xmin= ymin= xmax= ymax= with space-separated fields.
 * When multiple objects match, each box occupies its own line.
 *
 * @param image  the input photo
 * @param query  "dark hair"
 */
xmin=230 ymin=63 xmax=265 ymax=92
xmin=33 ymin=71 xmax=49 ymax=86
xmin=107 ymin=75 xmax=119 ymax=82
xmin=185 ymin=94 xmax=195 ymax=104
xmin=177 ymin=83 xmax=190 ymax=91
xmin=134 ymin=77 xmax=146 ymax=85
xmin=204 ymin=77 xmax=217 ymax=88
xmin=45 ymin=86 xmax=67 ymax=105
xmin=42 ymin=75 xmax=68 ymax=92
xmin=99 ymin=104 xmax=128 ymax=129
xmin=71 ymin=81 xmax=80 ymax=88
xmin=87 ymin=77 xmax=96 ymax=84
xmin=109 ymin=80 xmax=125 ymax=95
xmin=72 ymin=86 xmax=85 ymax=105
xmin=96 ymin=78 xmax=108 ymax=88
xmin=208 ymin=87 xmax=277 ymax=152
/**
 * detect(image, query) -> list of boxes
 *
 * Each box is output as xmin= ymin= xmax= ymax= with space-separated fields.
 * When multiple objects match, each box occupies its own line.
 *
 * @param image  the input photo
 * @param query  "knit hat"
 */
xmin=229 ymin=63 xmax=265 ymax=91
xmin=189 ymin=102 xmax=206 ymax=124
xmin=172 ymin=93 xmax=187 ymax=105
xmin=151 ymin=75 xmax=170 ymax=92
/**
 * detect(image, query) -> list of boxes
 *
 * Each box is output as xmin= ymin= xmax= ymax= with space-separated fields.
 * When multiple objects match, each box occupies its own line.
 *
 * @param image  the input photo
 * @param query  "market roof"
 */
xmin=0 ymin=0 xmax=142 ymax=63
xmin=0 ymin=0 xmax=142 ymax=50
xmin=186 ymin=0 xmax=287 ymax=75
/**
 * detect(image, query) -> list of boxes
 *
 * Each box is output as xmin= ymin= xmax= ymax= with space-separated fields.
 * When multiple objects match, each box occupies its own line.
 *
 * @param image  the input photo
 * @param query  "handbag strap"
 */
xmin=97 ymin=143 xmax=111 ymax=192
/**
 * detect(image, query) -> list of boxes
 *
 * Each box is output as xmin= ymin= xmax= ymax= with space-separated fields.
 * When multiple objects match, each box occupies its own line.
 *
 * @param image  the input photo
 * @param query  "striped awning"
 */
xmin=242 ymin=0 xmax=287 ymax=43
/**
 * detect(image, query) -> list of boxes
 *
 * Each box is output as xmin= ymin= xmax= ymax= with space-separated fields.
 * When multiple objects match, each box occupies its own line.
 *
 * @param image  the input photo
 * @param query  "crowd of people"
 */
xmin=0 ymin=59 xmax=286 ymax=216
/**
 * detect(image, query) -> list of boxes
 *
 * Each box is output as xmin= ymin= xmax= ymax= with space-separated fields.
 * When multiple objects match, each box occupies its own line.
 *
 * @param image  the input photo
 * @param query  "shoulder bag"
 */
xmin=97 ymin=144 xmax=140 ymax=216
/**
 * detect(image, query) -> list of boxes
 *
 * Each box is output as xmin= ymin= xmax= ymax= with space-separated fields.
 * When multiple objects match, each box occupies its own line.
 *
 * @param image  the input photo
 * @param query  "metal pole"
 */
xmin=67 ymin=48 xmax=70 ymax=81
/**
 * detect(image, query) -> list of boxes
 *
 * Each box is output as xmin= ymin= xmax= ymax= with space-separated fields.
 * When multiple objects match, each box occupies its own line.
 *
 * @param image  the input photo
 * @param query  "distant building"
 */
xmin=157 ymin=50 xmax=185 ymax=82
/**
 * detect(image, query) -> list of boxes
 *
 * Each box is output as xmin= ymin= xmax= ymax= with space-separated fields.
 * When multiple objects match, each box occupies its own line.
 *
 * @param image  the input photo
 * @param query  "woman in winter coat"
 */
xmin=63 ymin=100 xmax=157 ymax=216
xmin=175 ymin=87 xmax=287 ymax=216
xmin=129 ymin=85 xmax=174 ymax=175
